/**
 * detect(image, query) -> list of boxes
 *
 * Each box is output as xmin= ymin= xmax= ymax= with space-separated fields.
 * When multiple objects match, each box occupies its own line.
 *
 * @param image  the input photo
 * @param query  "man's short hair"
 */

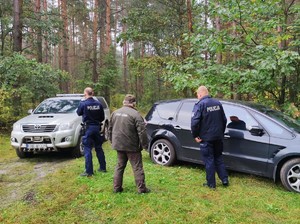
xmin=84 ymin=87 xmax=94 ymax=96
xmin=197 ymin=86 xmax=208 ymax=94
xmin=123 ymin=94 xmax=136 ymax=105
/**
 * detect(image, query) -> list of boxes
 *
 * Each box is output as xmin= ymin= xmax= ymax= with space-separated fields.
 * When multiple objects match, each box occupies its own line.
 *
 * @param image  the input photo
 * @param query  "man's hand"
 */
xmin=195 ymin=137 xmax=202 ymax=143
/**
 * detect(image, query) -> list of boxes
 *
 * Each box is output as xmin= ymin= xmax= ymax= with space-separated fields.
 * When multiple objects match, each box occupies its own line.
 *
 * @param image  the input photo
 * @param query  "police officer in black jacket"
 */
xmin=76 ymin=87 xmax=106 ymax=177
xmin=191 ymin=86 xmax=229 ymax=189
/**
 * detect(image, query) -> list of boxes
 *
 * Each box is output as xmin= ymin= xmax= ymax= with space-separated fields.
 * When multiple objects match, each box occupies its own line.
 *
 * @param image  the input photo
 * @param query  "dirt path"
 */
xmin=0 ymin=154 xmax=73 ymax=210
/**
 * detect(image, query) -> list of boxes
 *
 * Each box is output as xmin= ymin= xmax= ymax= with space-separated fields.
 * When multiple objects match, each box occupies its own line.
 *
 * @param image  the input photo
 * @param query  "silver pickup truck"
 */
xmin=10 ymin=94 xmax=110 ymax=158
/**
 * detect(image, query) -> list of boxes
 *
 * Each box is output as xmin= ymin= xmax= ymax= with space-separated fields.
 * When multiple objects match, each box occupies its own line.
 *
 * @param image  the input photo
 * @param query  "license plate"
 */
xmin=28 ymin=144 xmax=47 ymax=149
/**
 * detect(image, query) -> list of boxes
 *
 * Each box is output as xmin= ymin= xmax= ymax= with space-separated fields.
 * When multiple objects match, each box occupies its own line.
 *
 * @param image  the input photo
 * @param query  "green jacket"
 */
xmin=109 ymin=106 xmax=148 ymax=152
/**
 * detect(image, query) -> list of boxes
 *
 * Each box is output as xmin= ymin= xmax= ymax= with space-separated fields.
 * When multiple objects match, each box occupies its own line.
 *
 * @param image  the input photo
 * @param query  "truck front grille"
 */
xmin=23 ymin=136 xmax=52 ymax=143
xmin=22 ymin=124 xmax=56 ymax=133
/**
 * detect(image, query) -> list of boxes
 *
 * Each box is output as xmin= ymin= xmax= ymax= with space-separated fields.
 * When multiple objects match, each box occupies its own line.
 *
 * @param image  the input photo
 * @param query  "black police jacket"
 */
xmin=76 ymin=97 xmax=105 ymax=125
xmin=191 ymin=95 xmax=227 ymax=141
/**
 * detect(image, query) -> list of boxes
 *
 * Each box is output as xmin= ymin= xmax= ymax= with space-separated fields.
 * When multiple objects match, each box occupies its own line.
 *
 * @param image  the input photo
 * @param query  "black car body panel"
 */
xmin=145 ymin=98 xmax=300 ymax=191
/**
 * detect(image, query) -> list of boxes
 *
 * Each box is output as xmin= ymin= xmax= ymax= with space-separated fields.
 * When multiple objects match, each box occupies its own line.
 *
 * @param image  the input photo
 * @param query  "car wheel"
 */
xmin=103 ymin=123 xmax=109 ymax=142
xmin=70 ymin=136 xmax=83 ymax=158
xmin=15 ymin=148 xmax=33 ymax=158
xmin=280 ymin=158 xmax=300 ymax=193
xmin=150 ymin=139 xmax=176 ymax=166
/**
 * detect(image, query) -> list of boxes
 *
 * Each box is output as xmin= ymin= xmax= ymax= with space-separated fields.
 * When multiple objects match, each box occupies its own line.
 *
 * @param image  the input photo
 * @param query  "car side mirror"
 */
xmin=249 ymin=126 xmax=264 ymax=136
xmin=28 ymin=109 xmax=33 ymax=114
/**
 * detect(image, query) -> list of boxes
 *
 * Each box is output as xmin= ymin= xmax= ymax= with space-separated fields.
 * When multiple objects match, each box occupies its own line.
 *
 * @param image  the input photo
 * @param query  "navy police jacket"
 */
xmin=76 ymin=97 xmax=105 ymax=125
xmin=191 ymin=95 xmax=227 ymax=141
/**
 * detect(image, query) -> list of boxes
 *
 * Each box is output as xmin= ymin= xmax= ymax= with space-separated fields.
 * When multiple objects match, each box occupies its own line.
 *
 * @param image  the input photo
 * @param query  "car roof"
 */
xmin=43 ymin=95 xmax=108 ymax=108
xmin=45 ymin=96 xmax=83 ymax=100
xmin=45 ymin=94 xmax=106 ymax=100
xmin=152 ymin=98 xmax=267 ymax=112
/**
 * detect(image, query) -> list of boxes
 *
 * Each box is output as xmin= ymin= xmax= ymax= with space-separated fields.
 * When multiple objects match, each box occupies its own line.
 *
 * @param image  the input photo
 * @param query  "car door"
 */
xmin=222 ymin=104 xmax=270 ymax=175
xmin=172 ymin=101 xmax=201 ymax=164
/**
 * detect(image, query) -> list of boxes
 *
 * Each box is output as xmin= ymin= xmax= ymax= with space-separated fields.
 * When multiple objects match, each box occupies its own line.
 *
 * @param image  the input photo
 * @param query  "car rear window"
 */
xmin=96 ymin=97 xmax=108 ymax=109
xmin=156 ymin=101 xmax=180 ymax=120
xmin=176 ymin=102 xmax=195 ymax=126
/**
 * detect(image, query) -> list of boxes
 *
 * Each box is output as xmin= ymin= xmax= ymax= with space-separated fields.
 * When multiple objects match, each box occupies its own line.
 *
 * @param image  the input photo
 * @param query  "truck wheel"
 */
xmin=70 ymin=136 xmax=83 ymax=158
xmin=102 ymin=123 xmax=109 ymax=142
xmin=280 ymin=158 xmax=300 ymax=193
xmin=15 ymin=148 xmax=33 ymax=158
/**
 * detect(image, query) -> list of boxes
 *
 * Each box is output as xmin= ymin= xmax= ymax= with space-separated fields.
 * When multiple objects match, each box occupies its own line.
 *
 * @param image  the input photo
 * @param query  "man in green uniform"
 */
xmin=109 ymin=94 xmax=150 ymax=193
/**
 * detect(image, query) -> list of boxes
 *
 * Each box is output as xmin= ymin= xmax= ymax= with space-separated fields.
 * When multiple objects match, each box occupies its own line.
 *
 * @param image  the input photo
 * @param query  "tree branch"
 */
xmin=235 ymin=0 xmax=259 ymax=46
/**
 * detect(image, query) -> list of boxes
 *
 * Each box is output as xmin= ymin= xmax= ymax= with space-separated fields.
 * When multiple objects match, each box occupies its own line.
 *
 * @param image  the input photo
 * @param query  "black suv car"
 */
xmin=145 ymin=99 xmax=300 ymax=193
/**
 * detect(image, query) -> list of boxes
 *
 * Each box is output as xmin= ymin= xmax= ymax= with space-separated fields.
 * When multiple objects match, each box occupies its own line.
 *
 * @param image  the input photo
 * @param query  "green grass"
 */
xmin=0 ymin=134 xmax=299 ymax=224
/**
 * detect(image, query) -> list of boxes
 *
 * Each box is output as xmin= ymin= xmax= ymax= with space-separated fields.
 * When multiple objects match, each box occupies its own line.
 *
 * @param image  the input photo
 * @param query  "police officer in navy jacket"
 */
xmin=77 ymin=87 xmax=106 ymax=176
xmin=191 ymin=86 xmax=229 ymax=189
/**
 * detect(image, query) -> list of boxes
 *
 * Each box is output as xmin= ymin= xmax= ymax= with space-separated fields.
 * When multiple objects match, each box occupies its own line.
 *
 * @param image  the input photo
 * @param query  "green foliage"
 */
xmin=164 ymin=0 xmax=300 ymax=113
xmin=110 ymin=93 xmax=126 ymax=111
xmin=128 ymin=55 xmax=183 ymax=111
xmin=74 ymin=61 xmax=95 ymax=93
xmin=119 ymin=0 xmax=189 ymax=57
xmin=0 ymin=53 xmax=67 ymax=128
xmin=97 ymin=48 xmax=119 ymax=99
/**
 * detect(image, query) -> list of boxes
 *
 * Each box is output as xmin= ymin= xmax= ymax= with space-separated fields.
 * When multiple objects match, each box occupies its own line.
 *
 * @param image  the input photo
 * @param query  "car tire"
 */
xmin=280 ymin=158 xmax=300 ymax=193
xmin=15 ymin=148 xmax=33 ymax=158
xmin=150 ymin=139 xmax=176 ymax=166
xmin=103 ymin=122 xmax=109 ymax=142
xmin=70 ymin=136 xmax=83 ymax=158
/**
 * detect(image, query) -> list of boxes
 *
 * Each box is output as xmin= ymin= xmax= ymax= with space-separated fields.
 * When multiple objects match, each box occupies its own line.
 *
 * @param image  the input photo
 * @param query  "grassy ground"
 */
xmin=0 ymin=134 xmax=299 ymax=224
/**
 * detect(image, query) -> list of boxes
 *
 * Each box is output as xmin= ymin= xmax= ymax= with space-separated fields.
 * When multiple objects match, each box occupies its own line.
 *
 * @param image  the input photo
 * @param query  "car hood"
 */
xmin=14 ymin=113 xmax=81 ymax=125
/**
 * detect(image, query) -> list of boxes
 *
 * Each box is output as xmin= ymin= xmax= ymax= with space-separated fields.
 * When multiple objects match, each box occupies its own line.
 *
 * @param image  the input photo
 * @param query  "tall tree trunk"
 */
xmin=13 ymin=0 xmax=23 ymax=52
xmin=69 ymin=11 xmax=76 ymax=92
xmin=35 ymin=0 xmax=43 ymax=62
xmin=114 ymin=0 xmax=119 ymax=48
xmin=187 ymin=0 xmax=193 ymax=33
xmin=204 ymin=0 xmax=208 ymax=61
xmin=99 ymin=0 xmax=106 ymax=68
xmin=43 ymin=0 xmax=48 ymax=63
xmin=178 ymin=3 xmax=187 ymax=59
xmin=133 ymin=41 xmax=140 ymax=99
xmin=12 ymin=0 xmax=23 ymax=116
xmin=82 ymin=0 xmax=89 ymax=59
xmin=215 ymin=2 xmax=222 ymax=64
xmin=280 ymin=0 xmax=298 ymax=104
xmin=105 ymin=0 xmax=111 ymax=52
xmin=123 ymin=41 xmax=128 ymax=93
xmin=61 ymin=0 xmax=69 ymax=92
xmin=121 ymin=0 xmax=128 ymax=93
xmin=1 ymin=17 xmax=5 ymax=56
xmin=278 ymin=0 xmax=294 ymax=106
xmin=92 ymin=0 xmax=99 ymax=83
xmin=139 ymin=43 xmax=145 ymax=98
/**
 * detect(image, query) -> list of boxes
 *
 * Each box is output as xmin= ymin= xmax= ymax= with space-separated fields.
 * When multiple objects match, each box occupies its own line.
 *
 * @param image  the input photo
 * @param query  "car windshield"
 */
xmin=34 ymin=99 xmax=81 ymax=114
xmin=262 ymin=109 xmax=300 ymax=133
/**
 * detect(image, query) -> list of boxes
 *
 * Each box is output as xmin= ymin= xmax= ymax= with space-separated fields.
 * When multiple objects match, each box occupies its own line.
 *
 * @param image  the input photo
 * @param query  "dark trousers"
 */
xmin=82 ymin=125 xmax=106 ymax=174
xmin=200 ymin=140 xmax=228 ymax=187
xmin=114 ymin=151 xmax=147 ymax=192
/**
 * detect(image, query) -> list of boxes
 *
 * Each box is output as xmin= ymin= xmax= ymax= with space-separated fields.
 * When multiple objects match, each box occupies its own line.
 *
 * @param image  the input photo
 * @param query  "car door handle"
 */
xmin=224 ymin=133 xmax=230 ymax=139
xmin=174 ymin=125 xmax=182 ymax=130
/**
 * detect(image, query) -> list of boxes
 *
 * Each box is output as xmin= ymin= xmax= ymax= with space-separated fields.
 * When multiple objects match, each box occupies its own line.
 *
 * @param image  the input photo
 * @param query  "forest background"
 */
xmin=0 ymin=0 xmax=299 ymax=130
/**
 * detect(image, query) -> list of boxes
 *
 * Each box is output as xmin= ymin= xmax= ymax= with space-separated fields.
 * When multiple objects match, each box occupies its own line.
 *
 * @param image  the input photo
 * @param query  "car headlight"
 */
xmin=59 ymin=123 xmax=74 ymax=131
xmin=12 ymin=123 xmax=21 ymax=132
